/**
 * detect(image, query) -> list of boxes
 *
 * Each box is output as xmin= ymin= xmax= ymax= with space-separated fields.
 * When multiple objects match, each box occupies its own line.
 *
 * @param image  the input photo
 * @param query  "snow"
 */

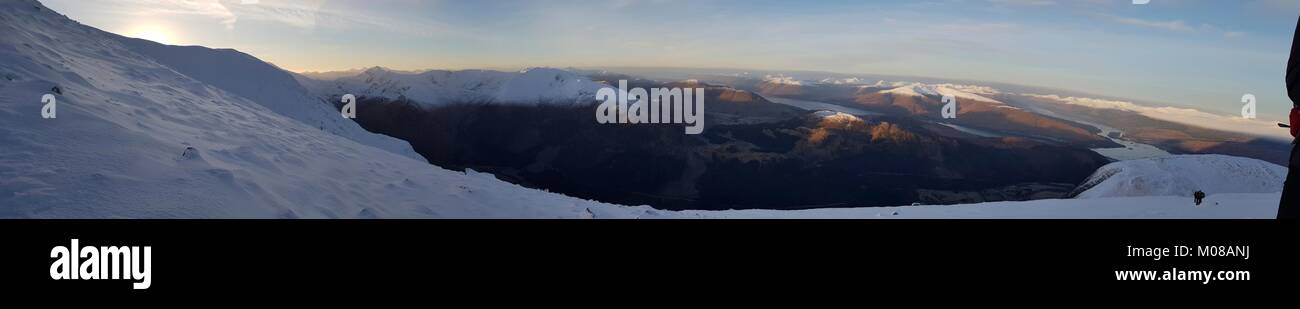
xmin=938 ymin=123 xmax=1003 ymax=138
xmin=0 ymin=0 xmax=641 ymax=218
xmin=811 ymin=110 xmax=863 ymax=122
xmin=111 ymin=36 xmax=422 ymax=161
xmin=1023 ymin=93 xmax=1290 ymax=140
xmin=299 ymin=66 xmax=606 ymax=107
xmin=882 ymin=83 xmax=1003 ymax=104
xmin=762 ymin=74 xmax=805 ymax=86
xmin=0 ymin=1 xmax=1284 ymax=219
xmin=1074 ymin=155 xmax=1286 ymax=199
xmin=818 ymin=77 xmax=868 ymax=85
xmin=678 ymin=194 xmax=1279 ymax=219
xmin=768 ymin=96 xmax=882 ymax=116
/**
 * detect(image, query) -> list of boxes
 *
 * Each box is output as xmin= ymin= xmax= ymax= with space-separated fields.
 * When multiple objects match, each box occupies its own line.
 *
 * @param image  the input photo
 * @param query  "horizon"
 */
xmin=39 ymin=0 xmax=1300 ymax=121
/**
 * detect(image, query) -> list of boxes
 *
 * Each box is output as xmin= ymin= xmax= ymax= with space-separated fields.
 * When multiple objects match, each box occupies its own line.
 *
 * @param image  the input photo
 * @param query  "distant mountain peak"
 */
xmin=881 ymin=83 xmax=1003 ymax=104
xmin=300 ymin=66 xmax=606 ymax=106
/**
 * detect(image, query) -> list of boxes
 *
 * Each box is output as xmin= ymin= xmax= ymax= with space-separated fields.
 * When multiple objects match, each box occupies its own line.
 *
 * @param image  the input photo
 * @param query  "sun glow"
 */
xmin=126 ymin=25 xmax=178 ymax=45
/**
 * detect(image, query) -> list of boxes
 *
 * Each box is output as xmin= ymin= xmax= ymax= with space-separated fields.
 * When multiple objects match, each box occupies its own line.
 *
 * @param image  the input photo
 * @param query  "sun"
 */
xmin=126 ymin=25 xmax=178 ymax=45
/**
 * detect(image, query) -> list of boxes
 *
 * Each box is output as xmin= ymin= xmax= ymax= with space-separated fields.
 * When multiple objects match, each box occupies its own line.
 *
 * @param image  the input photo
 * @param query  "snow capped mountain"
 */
xmin=811 ymin=110 xmax=863 ymax=123
xmin=1072 ymin=155 xmax=1286 ymax=199
xmin=818 ymin=77 xmax=871 ymax=85
xmin=0 ymin=1 xmax=1282 ymax=219
xmin=762 ymin=74 xmax=805 ymax=86
xmin=299 ymin=66 xmax=606 ymax=106
xmin=881 ymin=83 xmax=1003 ymax=103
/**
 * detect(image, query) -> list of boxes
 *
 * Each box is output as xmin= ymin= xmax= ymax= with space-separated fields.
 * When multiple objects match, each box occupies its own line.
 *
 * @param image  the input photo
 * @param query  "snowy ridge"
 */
xmin=0 ymin=0 xmax=649 ymax=218
xmin=110 ymin=36 xmax=421 ymax=160
xmin=0 ymin=1 xmax=1282 ymax=218
xmin=882 ymin=83 xmax=1003 ymax=103
xmin=1073 ymin=155 xmax=1286 ymax=199
xmin=818 ymin=77 xmax=870 ymax=85
xmin=811 ymin=110 xmax=863 ymax=123
xmin=762 ymin=74 xmax=805 ymax=86
xmin=300 ymin=66 xmax=606 ymax=106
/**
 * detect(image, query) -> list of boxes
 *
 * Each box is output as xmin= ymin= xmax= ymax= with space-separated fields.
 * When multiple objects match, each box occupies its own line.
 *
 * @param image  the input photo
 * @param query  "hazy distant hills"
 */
xmin=660 ymin=71 xmax=1289 ymax=166
xmin=3 ymin=0 xmax=1285 ymax=217
xmin=292 ymin=65 xmax=1292 ymax=209
xmin=300 ymin=70 xmax=1112 ymax=209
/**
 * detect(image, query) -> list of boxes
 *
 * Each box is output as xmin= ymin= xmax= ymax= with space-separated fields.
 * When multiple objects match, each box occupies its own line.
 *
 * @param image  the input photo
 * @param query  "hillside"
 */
xmin=1073 ymin=155 xmax=1286 ymax=198
xmin=0 ymin=0 xmax=644 ymax=218
xmin=0 ymin=1 xmax=1283 ymax=219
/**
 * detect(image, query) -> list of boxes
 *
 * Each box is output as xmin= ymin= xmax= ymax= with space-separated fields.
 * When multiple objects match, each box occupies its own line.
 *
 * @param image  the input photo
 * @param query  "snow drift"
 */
xmin=1072 ymin=155 xmax=1286 ymax=199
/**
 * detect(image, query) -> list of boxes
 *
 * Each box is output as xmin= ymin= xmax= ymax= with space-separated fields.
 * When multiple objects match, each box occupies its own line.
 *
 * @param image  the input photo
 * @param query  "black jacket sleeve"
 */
xmin=1288 ymin=16 xmax=1300 ymax=106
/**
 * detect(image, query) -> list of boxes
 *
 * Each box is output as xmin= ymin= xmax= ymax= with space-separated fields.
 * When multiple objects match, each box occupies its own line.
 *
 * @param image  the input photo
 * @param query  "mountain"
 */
xmin=336 ymin=90 xmax=1113 ymax=209
xmin=1072 ymin=155 xmax=1286 ymax=199
xmin=109 ymin=36 xmax=421 ymax=160
xmin=710 ymin=76 xmax=1121 ymax=149
xmin=0 ymin=1 xmax=1281 ymax=218
xmin=0 ymin=0 xmax=655 ymax=218
xmin=880 ymin=83 xmax=1002 ymax=104
xmin=712 ymin=73 xmax=1290 ymax=165
xmin=1006 ymin=94 xmax=1293 ymax=166
xmin=298 ymin=67 xmax=605 ymax=106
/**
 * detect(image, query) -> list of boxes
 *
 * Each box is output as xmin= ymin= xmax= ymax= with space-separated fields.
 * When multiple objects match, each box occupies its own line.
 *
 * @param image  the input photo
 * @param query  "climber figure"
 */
xmin=1281 ymin=16 xmax=1300 ymax=219
xmin=1194 ymin=190 xmax=1206 ymax=206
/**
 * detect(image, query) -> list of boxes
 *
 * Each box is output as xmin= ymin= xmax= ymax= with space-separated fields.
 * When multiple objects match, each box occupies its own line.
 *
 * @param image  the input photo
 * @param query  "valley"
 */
xmin=324 ymin=73 xmax=1113 ymax=210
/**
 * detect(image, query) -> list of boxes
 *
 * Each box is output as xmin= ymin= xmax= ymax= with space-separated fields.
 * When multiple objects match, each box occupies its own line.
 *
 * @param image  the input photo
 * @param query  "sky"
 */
xmin=40 ymin=0 xmax=1300 ymax=120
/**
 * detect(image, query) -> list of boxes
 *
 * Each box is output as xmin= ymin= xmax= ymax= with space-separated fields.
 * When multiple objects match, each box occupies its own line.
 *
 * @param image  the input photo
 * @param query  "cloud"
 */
xmin=987 ymin=0 xmax=1057 ymax=6
xmin=106 ymin=0 xmax=238 ymax=29
xmin=1107 ymin=15 xmax=1193 ymax=32
xmin=1101 ymin=14 xmax=1246 ymax=38
xmin=87 ymin=0 xmax=454 ymax=38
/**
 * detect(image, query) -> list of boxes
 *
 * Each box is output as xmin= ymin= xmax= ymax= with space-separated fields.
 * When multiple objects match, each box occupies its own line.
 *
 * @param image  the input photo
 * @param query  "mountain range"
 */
xmin=0 ymin=0 xmax=1286 ymax=218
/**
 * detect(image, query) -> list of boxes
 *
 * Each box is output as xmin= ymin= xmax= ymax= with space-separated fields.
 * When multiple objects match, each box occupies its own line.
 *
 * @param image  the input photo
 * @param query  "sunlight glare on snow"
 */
xmin=126 ymin=24 xmax=178 ymax=45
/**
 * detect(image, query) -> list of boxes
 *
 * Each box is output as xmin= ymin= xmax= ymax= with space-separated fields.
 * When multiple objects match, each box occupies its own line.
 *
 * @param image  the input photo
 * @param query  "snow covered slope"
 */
xmin=680 ymin=193 xmax=1279 ymax=219
xmin=108 ymin=36 xmax=421 ymax=160
xmin=1073 ymin=155 xmax=1286 ymax=199
xmin=0 ymin=1 xmax=1281 ymax=219
xmin=298 ymin=66 xmax=606 ymax=106
xmin=0 ymin=0 xmax=649 ymax=218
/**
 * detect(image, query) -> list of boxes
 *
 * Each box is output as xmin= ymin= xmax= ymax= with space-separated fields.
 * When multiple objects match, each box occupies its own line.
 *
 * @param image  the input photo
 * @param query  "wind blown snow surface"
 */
xmin=0 ymin=0 xmax=645 ymax=218
xmin=1073 ymin=155 xmax=1286 ymax=199
xmin=0 ymin=1 xmax=1283 ymax=218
